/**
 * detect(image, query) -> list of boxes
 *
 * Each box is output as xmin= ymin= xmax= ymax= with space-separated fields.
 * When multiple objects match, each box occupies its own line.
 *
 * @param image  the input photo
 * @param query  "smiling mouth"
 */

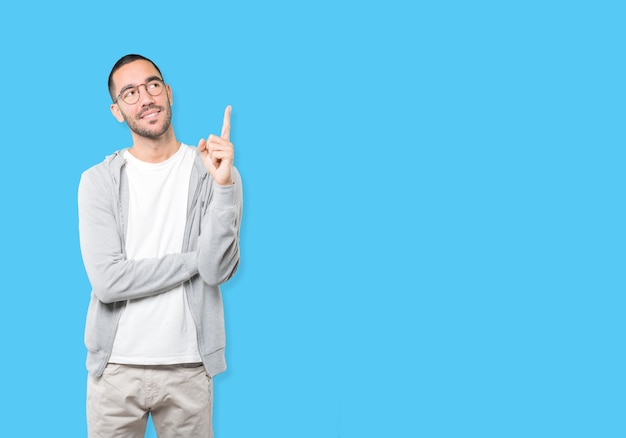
xmin=142 ymin=111 xmax=160 ymax=119
xmin=139 ymin=106 xmax=162 ymax=119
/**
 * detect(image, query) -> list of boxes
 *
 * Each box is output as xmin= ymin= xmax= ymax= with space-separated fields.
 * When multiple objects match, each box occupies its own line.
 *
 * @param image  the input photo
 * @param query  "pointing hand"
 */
xmin=198 ymin=105 xmax=234 ymax=185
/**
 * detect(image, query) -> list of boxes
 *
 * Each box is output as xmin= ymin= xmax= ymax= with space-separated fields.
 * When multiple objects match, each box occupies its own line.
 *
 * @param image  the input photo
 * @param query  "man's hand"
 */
xmin=198 ymin=105 xmax=234 ymax=185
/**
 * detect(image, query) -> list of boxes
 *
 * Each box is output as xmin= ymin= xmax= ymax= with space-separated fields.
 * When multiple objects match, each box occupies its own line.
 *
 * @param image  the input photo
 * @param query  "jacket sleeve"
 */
xmin=197 ymin=166 xmax=243 ymax=286
xmin=78 ymin=167 xmax=199 ymax=304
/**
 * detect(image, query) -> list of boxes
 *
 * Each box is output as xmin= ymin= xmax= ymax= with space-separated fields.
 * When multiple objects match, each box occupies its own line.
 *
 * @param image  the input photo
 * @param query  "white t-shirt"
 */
xmin=110 ymin=144 xmax=202 ymax=365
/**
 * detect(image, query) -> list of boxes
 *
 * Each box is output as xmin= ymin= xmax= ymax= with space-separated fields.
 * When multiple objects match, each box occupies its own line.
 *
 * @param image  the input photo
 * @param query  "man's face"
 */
xmin=110 ymin=60 xmax=173 ymax=140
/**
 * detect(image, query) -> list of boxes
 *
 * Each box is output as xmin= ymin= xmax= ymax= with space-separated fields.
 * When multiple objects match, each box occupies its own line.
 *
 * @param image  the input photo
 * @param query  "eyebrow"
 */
xmin=119 ymin=76 xmax=164 ymax=94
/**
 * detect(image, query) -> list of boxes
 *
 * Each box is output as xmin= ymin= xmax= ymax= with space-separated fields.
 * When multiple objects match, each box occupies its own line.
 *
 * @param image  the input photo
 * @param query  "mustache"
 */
xmin=137 ymin=105 xmax=165 ymax=119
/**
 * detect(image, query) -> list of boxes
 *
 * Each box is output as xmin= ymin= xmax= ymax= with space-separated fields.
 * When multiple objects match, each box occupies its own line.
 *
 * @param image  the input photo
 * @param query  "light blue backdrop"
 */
xmin=0 ymin=1 xmax=624 ymax=437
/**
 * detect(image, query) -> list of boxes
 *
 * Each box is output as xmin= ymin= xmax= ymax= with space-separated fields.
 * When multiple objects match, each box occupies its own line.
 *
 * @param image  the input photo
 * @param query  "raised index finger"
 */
xmin=221 ymin=105 xmax=232 ymax=140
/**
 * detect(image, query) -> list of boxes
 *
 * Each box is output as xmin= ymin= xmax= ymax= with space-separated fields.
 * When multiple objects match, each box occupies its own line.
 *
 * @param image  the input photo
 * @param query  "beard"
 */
xmin=122 ymin=101 xmax=173 ymax=140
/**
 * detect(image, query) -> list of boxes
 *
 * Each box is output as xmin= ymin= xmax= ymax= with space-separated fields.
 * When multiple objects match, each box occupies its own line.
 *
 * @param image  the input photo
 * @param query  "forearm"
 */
xmin=197 ymin=168 xmax=243 ymax=285
xmin=81 ymin=246 xmax=198 ymax=304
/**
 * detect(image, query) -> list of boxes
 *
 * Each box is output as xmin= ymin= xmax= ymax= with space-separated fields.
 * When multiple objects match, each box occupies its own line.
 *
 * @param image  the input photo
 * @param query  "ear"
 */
xmin=166 ymin=84 xmax=173 ymax=106
xmin=110 ymin=103 xmax=125 ymax=123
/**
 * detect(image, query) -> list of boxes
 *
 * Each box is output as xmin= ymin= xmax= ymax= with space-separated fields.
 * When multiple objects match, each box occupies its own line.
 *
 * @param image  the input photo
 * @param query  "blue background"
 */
xmin=1 ymin=1 xmax=624 ymax=436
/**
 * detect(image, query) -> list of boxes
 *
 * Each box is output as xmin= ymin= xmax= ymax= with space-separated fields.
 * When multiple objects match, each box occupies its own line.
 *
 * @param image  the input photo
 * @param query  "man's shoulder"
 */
xmin=80 ymin=150 xmax=126 ymax=182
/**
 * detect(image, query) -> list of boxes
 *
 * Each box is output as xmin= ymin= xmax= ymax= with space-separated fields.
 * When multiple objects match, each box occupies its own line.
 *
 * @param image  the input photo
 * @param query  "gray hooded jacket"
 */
xmin=78 ymin=146 xmax=242 ymax=378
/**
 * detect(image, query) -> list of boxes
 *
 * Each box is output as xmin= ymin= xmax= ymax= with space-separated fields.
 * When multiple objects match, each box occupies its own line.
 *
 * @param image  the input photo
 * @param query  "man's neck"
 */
xmin=128 ymin=131 xmax=180 ymax=163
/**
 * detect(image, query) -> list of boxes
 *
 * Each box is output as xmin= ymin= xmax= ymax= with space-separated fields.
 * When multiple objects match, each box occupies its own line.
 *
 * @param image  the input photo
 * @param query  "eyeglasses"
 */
xmin=114 ymin=78 xmax=165 ymax=105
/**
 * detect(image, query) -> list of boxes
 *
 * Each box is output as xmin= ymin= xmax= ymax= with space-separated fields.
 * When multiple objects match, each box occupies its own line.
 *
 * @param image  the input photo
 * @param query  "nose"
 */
xmin=137 ymin=84 xmax=155 ymax=105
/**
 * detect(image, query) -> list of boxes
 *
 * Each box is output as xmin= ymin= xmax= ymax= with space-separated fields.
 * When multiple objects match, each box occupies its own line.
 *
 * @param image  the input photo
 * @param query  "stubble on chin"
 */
xmin=123 ymin=104 xmax=172 ymax=140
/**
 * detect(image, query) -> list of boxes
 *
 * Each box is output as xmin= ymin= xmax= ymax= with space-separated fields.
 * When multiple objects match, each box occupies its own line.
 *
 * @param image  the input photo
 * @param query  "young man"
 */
xmin=78 ymin=54 xmax=243 ymax=437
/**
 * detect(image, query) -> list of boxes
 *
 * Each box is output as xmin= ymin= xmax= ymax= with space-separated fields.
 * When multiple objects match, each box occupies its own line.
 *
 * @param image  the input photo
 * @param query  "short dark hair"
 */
xmin=108 ymin=54 xmax=164 ymax=101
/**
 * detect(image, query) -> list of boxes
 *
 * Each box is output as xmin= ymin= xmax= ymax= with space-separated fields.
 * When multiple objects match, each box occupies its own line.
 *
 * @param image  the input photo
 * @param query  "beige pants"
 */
xmin=87 ymin=363 xmax=213 ymax=438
